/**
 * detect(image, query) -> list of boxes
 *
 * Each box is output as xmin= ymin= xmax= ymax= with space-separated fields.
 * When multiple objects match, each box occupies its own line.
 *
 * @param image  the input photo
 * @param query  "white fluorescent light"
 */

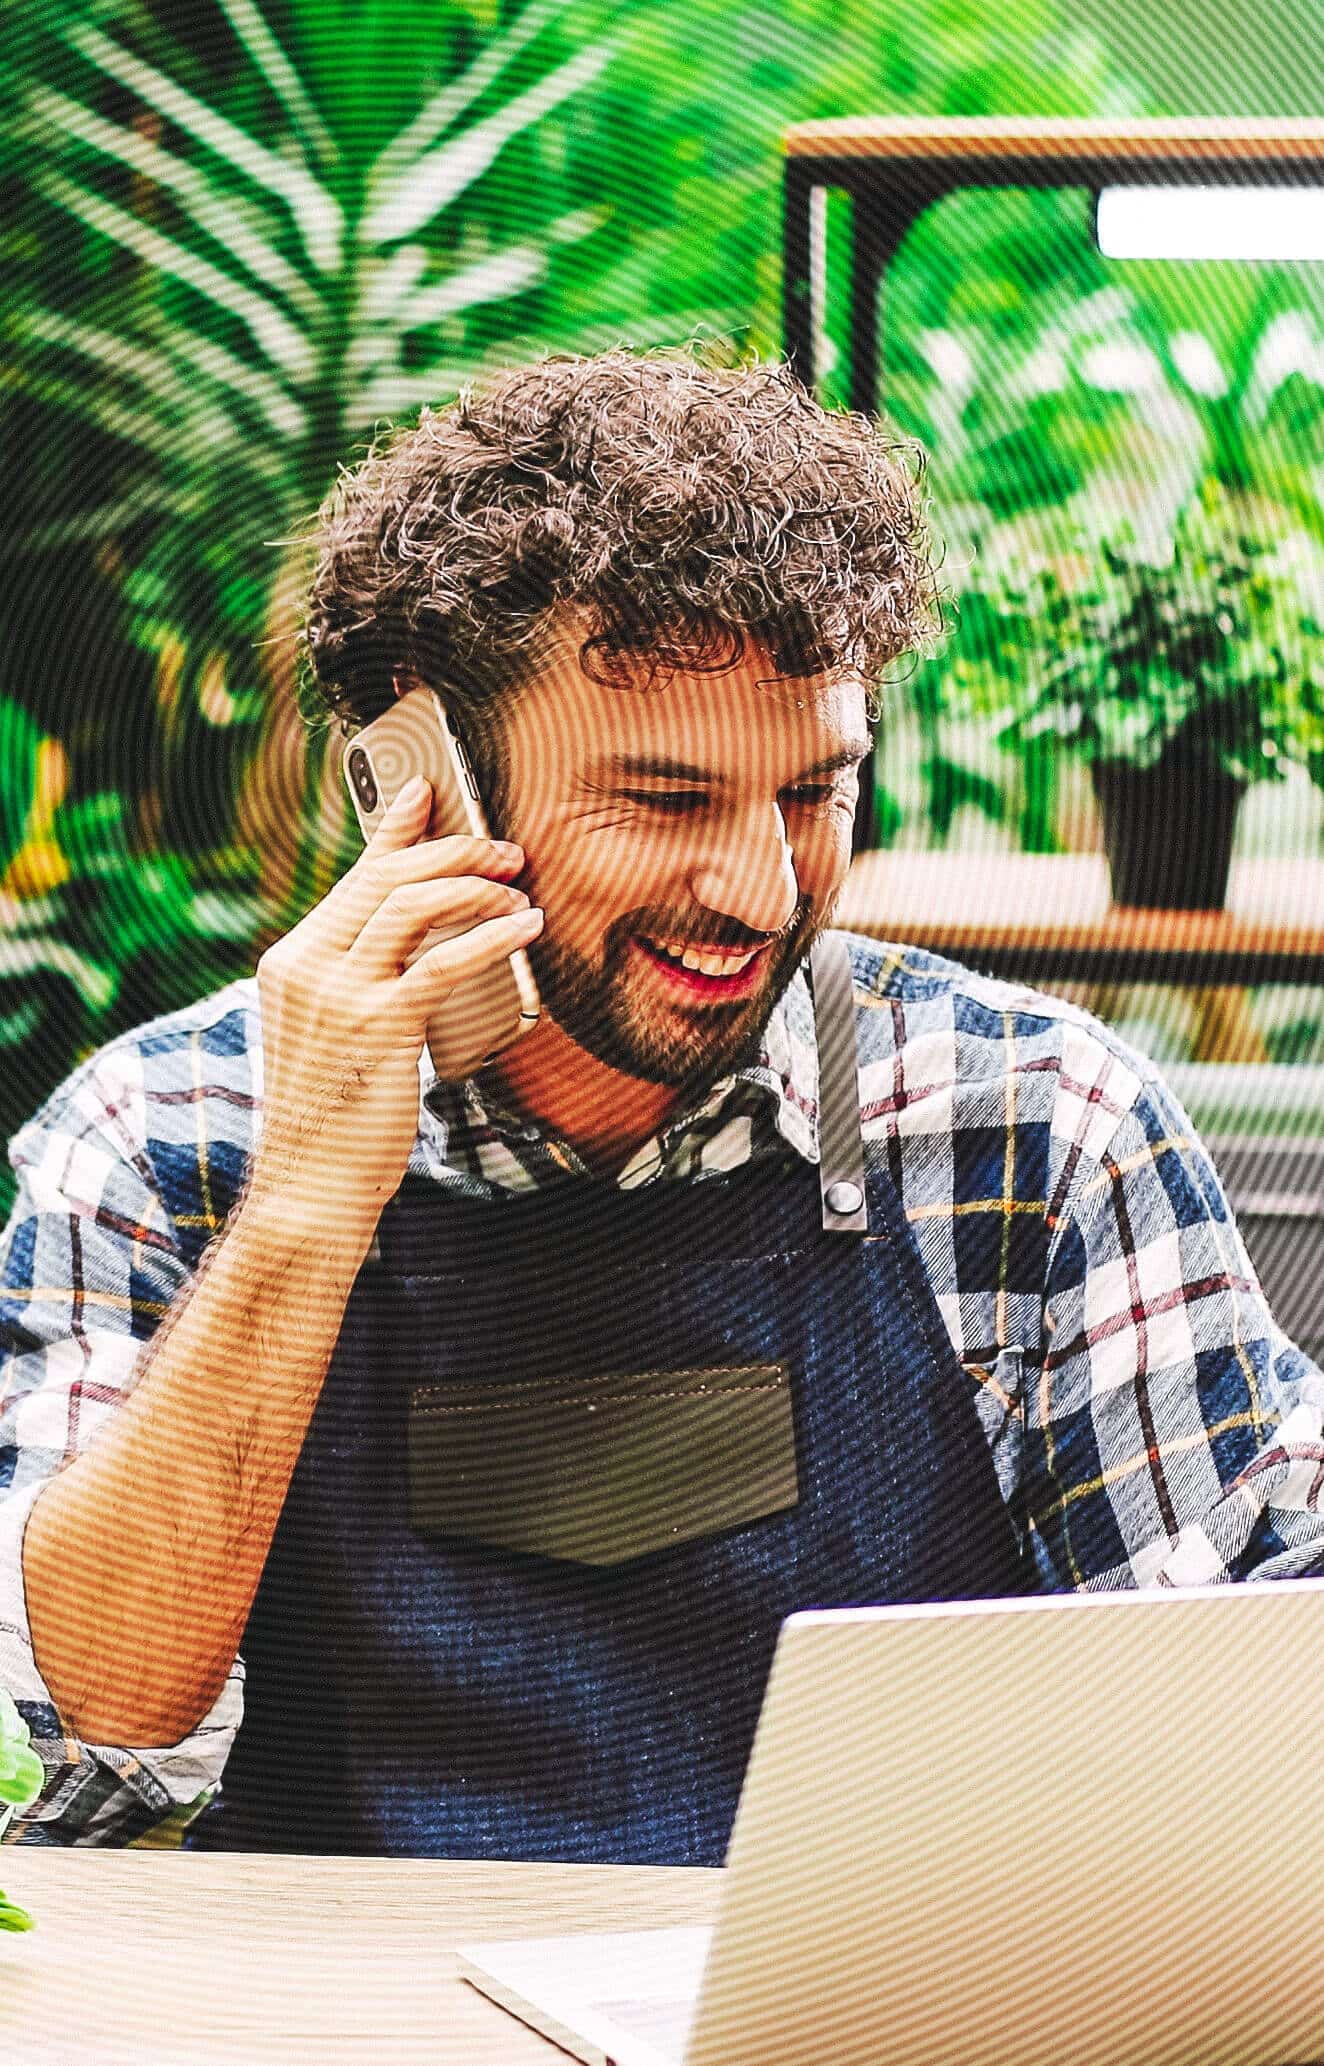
xmin=1097 ymin=184 xmax=1324 ymax=262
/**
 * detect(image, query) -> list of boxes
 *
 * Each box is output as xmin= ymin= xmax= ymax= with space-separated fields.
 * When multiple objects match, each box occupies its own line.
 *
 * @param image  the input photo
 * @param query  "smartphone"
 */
xmin=342 ymin=686 xmax=540 ymax=1080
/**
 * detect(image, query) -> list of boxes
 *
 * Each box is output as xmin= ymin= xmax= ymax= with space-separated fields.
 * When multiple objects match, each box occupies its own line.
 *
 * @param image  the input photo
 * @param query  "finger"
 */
xmin=358 ymin=832 xmax=525 ymax=894
xmin=397 ymin=906 xmax=544 ymax=1011
xmin=316 ymin=821 xmax=525 ymax=957
xmin=309 ymin=779 xmax=433 ymax=935
xmin=349 ymin=876 xmax=530 ymax=978
xmin=366 ymin=775 xmax=434 ymax=854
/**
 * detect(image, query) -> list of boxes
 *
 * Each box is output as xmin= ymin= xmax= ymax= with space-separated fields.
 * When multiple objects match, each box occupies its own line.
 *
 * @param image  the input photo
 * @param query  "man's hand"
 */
xmin=250 ymin=777 xmax=542 ymax=1235
xmin=22 ymin=782 xmax=544 ymax=1750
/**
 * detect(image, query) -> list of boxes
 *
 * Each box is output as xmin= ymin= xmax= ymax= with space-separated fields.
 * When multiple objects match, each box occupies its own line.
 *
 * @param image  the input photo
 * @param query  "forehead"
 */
xmin=518 ymin=628 xmax=870 ymax=770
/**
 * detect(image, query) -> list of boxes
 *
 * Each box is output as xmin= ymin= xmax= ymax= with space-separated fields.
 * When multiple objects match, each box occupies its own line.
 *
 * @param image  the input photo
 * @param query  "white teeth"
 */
xmin=646 ymin=937 xmax=756 ymax=976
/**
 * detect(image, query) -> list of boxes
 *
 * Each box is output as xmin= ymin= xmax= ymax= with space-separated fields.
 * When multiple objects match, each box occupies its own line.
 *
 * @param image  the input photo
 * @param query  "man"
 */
xmin=3 ymin=349 xmax=1323 ymax=1857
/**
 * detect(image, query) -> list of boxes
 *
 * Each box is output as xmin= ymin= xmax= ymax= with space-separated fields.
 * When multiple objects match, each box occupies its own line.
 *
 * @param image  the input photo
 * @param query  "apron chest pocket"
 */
xmin=407 ymin=1363 xmax=799 ymax=1567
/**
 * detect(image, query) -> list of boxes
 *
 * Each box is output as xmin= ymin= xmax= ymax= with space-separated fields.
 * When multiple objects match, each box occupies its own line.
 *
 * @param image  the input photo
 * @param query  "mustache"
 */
xmin=615 ymin=901 xmax=812 ymax=957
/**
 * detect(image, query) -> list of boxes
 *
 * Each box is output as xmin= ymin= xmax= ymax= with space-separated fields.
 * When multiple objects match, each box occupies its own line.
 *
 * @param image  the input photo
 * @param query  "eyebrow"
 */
xmin=596 ymin=743 xmax=873 ymax=785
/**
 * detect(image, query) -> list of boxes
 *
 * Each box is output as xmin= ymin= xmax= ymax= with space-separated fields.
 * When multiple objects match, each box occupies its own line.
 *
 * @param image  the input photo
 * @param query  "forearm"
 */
xmin=22 ymin=1186 xmax=377 ymax=1748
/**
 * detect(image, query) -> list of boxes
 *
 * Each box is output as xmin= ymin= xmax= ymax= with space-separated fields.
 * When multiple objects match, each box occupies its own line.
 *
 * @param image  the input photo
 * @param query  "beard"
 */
xmin=524 ymin=891 xmax=832 ymax=1095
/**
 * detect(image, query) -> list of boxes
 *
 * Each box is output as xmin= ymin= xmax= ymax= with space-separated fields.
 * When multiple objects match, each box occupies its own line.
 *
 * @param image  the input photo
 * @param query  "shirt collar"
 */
xmin=416 ymin=960 xmax=821 ymax=1175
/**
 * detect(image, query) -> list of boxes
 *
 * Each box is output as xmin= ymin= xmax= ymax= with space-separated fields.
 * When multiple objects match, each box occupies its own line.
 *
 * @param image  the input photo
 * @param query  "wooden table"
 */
xmin=0 ymin=1851 xmax=721 ymax=2066
xmin=838 ymin=851 xmax=1324 ymax=1061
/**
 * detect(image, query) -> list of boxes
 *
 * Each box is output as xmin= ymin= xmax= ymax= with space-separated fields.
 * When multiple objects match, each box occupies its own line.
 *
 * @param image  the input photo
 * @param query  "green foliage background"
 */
xmin=2 ymin=0 xmax=1323 ymax=1210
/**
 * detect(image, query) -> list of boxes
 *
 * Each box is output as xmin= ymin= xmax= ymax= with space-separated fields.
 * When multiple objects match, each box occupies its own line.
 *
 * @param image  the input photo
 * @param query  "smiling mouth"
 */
xmin=631 ymin=933 xmax=770 ymax=998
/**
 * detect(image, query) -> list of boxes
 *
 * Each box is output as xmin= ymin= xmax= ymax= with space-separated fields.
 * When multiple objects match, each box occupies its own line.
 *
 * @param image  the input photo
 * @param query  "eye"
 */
xmin=782 ymin=783 xmax=847 ymax=808
xmin=620 ymin=790 xmax=709 ymax=815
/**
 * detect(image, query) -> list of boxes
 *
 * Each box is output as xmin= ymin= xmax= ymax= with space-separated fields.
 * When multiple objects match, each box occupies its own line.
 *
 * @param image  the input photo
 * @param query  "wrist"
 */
xmin=238 ymin=1170 xmax=385 ymax=1264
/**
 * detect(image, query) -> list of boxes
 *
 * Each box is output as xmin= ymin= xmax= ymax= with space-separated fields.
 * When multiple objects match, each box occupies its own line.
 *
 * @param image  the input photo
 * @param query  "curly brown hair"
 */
xmin=300 ymin=346 xmax=939 ymax=744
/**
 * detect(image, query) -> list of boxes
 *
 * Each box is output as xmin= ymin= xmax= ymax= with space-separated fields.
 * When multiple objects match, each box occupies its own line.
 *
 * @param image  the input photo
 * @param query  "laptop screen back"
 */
xmin=687 ymin=1585 xmax=1324 ymax=2066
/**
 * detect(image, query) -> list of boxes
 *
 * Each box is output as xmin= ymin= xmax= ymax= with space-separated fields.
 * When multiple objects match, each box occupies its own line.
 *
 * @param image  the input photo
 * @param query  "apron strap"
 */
xmin=809 ymin=932 xmax=869 ymax=1236
xmin=374 ymin=935 xmax=871 ymax=1251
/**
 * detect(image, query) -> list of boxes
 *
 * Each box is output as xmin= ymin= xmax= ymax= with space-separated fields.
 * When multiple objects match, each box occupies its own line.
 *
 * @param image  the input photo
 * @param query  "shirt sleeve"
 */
xmin=1027 ymin=1067 xmax=1324 ymax=1593
xmin=0 ymin=1043 xmax=243 ymax=1846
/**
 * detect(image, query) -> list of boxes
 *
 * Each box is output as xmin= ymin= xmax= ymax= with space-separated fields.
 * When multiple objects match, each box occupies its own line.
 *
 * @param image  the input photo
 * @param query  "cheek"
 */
xmin=522 ymin=818 xmax=678 ymax=919
xmin=789 ymin=811 xmax=854 ymax=898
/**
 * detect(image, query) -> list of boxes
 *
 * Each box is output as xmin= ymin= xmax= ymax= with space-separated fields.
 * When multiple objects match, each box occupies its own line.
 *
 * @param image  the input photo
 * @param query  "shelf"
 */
xmin=783 ymin=116 xmax=1324 ymax=164
xmin=837 ymin=853 xmax=1324 ymax=986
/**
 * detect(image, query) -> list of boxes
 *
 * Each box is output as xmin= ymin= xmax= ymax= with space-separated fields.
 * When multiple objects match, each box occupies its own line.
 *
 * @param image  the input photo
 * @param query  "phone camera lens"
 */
xmin=348 ymin=748 xmax=378 ymax=813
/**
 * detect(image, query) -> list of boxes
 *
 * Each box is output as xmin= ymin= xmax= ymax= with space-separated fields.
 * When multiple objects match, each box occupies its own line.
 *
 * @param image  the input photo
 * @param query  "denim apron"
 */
xmin=191 ymin=935 xmax=1031 ymax=1861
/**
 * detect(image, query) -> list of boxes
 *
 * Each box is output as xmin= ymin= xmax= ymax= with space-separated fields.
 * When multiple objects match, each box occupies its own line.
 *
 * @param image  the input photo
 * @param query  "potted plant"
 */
xmin=1 ymin=1689 xmax=43 ymax=1929
xmin=956 ymin=484 xmax=1324 ymax=907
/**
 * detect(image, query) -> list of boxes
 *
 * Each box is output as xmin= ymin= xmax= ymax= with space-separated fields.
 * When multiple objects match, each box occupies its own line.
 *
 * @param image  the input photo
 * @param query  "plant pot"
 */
xmin=1090 ymin=727 xmax=1248 ymax=910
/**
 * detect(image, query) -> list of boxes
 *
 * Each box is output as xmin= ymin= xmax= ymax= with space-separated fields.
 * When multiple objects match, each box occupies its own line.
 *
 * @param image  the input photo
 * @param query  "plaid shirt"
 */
xmin=3 ymin=930 xmax=1323 ymax=1846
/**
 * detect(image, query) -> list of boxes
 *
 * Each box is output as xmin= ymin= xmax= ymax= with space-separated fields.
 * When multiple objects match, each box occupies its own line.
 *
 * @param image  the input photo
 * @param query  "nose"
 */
xmin=687 ymin=803 xmax=800 ymax=939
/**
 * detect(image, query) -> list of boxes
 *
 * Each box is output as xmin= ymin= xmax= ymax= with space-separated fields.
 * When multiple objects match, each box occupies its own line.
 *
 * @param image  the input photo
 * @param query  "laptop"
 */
xmin=459 ymin=1582 xmax=1324 ymax=2065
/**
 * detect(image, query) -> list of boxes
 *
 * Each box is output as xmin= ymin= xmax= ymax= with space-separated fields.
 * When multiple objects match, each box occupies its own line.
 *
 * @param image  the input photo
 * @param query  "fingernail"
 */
xmin=514 ymin=906 xmax=544 ymax=931
xmin=394 ymin=777 xmax=429 ymax=808
xmin=493 ymin=839 xmax=523 ymax=860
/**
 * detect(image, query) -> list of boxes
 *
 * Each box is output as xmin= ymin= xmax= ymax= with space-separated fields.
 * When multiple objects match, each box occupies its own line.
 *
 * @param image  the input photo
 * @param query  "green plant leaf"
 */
xmin=27 ymin=85 xmax=320 ymax=321
xmin=216 ymin=0 xmax=338 ymax=169
xmin=63 ymin=20 xmax=344 ymax=274
xmin=0 ymin=938 xmax=117 ymax=1012
xmin=0 ymin=697 xmax=44 ymax=875
xmin=396 ymin=243 xmax=548 ymax=329
xmin=35 ymin=170 xmax=313 ymax=382
xmin=362 ymin=39 xmax=616 ymax=246
xmin=0 ymin=1744 xmax=42 ymax=1808
xmin=922 ymin=753 xmax=1006 ymax=840
xmin=4 ymin=357 xmax=206 ymax=462
xmin=0 ymin=1688 xmax=43 ymax=1814
xmin=0 ymin=483 xmax=201 ymax=550
xmin=0 ymin=999 xmax=43 ymax=1049
xmin=347 ymin=359 xmax=485 ymax=425
xmin=354 ymin=244 xmax=430 ymax=328
xmin=368 ymin=0 xmax=576 ymax=189
xmin=156 ymin=329 xmax=308 ymax=442
xmin=15 ymin=304 xmax=306 ymax=443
